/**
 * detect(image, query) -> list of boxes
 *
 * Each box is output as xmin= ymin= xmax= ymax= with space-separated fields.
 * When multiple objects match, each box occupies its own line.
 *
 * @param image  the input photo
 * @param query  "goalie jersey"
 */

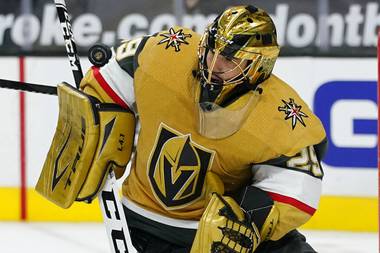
xmin=80 ymin=27 xmax=327 ymax=243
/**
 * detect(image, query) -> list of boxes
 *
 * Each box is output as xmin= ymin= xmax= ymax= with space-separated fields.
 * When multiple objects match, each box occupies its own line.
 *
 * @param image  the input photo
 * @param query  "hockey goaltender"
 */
xmin=36 ymin=4 xmax=327 ymax=253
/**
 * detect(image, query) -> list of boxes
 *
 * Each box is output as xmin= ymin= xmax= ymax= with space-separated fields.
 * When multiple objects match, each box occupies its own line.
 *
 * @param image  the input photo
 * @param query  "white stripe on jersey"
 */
xmin=99 ymin=57 xmax=136 ymax=111
xmin=122 ymin=196 xmax=199 ymax=229
xmin=251 ymin=164 xmax=322 ymax=209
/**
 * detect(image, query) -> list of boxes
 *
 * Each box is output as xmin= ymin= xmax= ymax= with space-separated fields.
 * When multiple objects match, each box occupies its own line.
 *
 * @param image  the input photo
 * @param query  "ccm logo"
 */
xmin=102 ymin=189 xmax=129 ymax=253
xmin=314 ymin=81 xmax=377 ymax=168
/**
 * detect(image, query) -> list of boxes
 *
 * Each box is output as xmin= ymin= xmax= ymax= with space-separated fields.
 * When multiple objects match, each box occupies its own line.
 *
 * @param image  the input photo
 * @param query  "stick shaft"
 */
xmin=54 ymin=0 xmax=83 ymax=88
xmin=0 ymin=79 xmax=57 ymax=95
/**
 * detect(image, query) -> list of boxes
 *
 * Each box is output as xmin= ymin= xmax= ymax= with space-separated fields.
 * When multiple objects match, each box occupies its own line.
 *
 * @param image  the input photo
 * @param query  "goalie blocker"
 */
xmin=36 ymin=83 xmax=135 ymax=208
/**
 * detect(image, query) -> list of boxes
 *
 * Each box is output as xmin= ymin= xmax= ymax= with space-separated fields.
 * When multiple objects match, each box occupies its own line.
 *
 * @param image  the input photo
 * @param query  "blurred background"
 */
xmin=0 ymin=0 xmax=378 ymax=252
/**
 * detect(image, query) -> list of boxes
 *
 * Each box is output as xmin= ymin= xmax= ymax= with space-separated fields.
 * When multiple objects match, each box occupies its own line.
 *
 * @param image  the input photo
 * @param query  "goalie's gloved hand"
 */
xmin=212 ymin=193 xmax=260 ymax=253
xmin=190 ymin=193 xmax=260 ymax=253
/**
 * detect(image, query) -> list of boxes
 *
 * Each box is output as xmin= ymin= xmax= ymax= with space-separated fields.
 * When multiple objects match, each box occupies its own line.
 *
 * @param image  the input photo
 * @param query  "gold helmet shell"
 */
xmin=199 ymin=5 xmax=280 ymax=88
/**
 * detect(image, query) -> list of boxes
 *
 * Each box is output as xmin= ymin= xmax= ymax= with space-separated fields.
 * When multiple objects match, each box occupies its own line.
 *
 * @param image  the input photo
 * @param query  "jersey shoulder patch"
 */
xmin=156 ymin=27 xmax=194 ymax=52
xmin=142 ymin=26 xmax=200 ymax=56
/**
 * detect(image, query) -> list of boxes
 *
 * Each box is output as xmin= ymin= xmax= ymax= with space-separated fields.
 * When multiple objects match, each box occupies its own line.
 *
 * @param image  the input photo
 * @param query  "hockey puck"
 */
xmin=88 ymin=43 xmax=112 ymax=67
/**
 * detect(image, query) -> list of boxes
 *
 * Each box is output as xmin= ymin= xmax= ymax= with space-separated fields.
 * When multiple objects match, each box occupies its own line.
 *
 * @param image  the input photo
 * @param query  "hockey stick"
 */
xmin=54 ymin=0 xmax=83 ymax=88
xmin=54 ymin=1 xmax=137 ymax=252
xmin=0 ymin=79 xmax=57 ymax=95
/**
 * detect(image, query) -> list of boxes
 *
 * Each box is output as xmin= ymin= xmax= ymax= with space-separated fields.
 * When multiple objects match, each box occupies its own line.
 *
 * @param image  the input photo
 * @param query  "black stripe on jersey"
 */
xmin=258 ymin=158 xmax=324 ymax=180
xmin=117 ymin=54 xmax=135 ymax=77
xmin=123 ymin=205 xmax=196 ymax=246
xmin=256 ymin=139 xmax=328 ymax=180
xmin=261 ymin=138 xmax=328 ymax=166
xmin=314 ymin=137 xmax=328 ymax=161
xmin=133 ymin=35 xmax=151 ymax=75
xmin=116 ymin=36 xmax=150 ymax=78
xmin=258 ymin=156 xmax=324 ymax=179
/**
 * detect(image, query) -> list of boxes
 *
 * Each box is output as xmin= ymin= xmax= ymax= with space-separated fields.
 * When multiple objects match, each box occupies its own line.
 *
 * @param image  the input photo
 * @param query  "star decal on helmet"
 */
xmin=278 ymin=98 xmax=308 ymax=129
xmin=158 ymin=28 xmax=192 ymax=52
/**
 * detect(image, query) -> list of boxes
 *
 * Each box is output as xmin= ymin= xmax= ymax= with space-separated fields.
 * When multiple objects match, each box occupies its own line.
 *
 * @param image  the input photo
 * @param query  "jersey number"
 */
xmin=116 ymin=37 xmax=143 ymax=61
xmin=286 ymin=146 xmax=323 ymax=178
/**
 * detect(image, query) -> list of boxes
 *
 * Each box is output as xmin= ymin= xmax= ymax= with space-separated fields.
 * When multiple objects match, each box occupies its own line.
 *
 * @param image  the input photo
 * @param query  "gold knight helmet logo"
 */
xmin=148 ymin=123 xmax=214 ymax=209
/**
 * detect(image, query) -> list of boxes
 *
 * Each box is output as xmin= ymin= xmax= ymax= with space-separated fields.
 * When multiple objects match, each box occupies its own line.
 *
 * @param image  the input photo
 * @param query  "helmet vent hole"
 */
xmin=247 ymin=18 xmax=253 ymax=23
xmin=232 ymin=11 xmax=238 ymax=14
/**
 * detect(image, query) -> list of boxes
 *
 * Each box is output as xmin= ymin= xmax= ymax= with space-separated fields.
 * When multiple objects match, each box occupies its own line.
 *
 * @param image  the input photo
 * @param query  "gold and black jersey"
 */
xmin=120 ymin=27 xmax=326 ymax=221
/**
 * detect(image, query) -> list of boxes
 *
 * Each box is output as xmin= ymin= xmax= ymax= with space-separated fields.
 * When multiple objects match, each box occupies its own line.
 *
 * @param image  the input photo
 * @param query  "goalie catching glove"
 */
xmin=191 ymin=193 xmax=260 ymax=253
xmin=35 ymin=83 xmax=135 ymax=208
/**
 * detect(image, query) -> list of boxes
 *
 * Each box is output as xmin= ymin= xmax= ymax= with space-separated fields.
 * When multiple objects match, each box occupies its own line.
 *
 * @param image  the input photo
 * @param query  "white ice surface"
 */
xmin=0 ymin=222 xmax=377 ymax=253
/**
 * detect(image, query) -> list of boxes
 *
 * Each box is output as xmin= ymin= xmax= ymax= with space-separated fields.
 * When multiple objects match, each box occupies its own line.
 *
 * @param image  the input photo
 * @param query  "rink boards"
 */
xmin=0 ymin=57 xmax=377 ymax=231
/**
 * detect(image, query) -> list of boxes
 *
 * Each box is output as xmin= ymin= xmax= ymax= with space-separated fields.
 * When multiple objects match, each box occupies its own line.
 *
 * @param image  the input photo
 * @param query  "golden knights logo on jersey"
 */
xmin=148 ymin=123 xmax=214 ymax=210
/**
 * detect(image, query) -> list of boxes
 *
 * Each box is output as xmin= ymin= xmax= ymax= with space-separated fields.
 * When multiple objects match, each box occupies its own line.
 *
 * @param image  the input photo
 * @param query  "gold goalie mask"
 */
xmin=35 ymin=83 xmax=135 ymax=208
xmin=195 ymin=5 xmax=280 ymax=139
